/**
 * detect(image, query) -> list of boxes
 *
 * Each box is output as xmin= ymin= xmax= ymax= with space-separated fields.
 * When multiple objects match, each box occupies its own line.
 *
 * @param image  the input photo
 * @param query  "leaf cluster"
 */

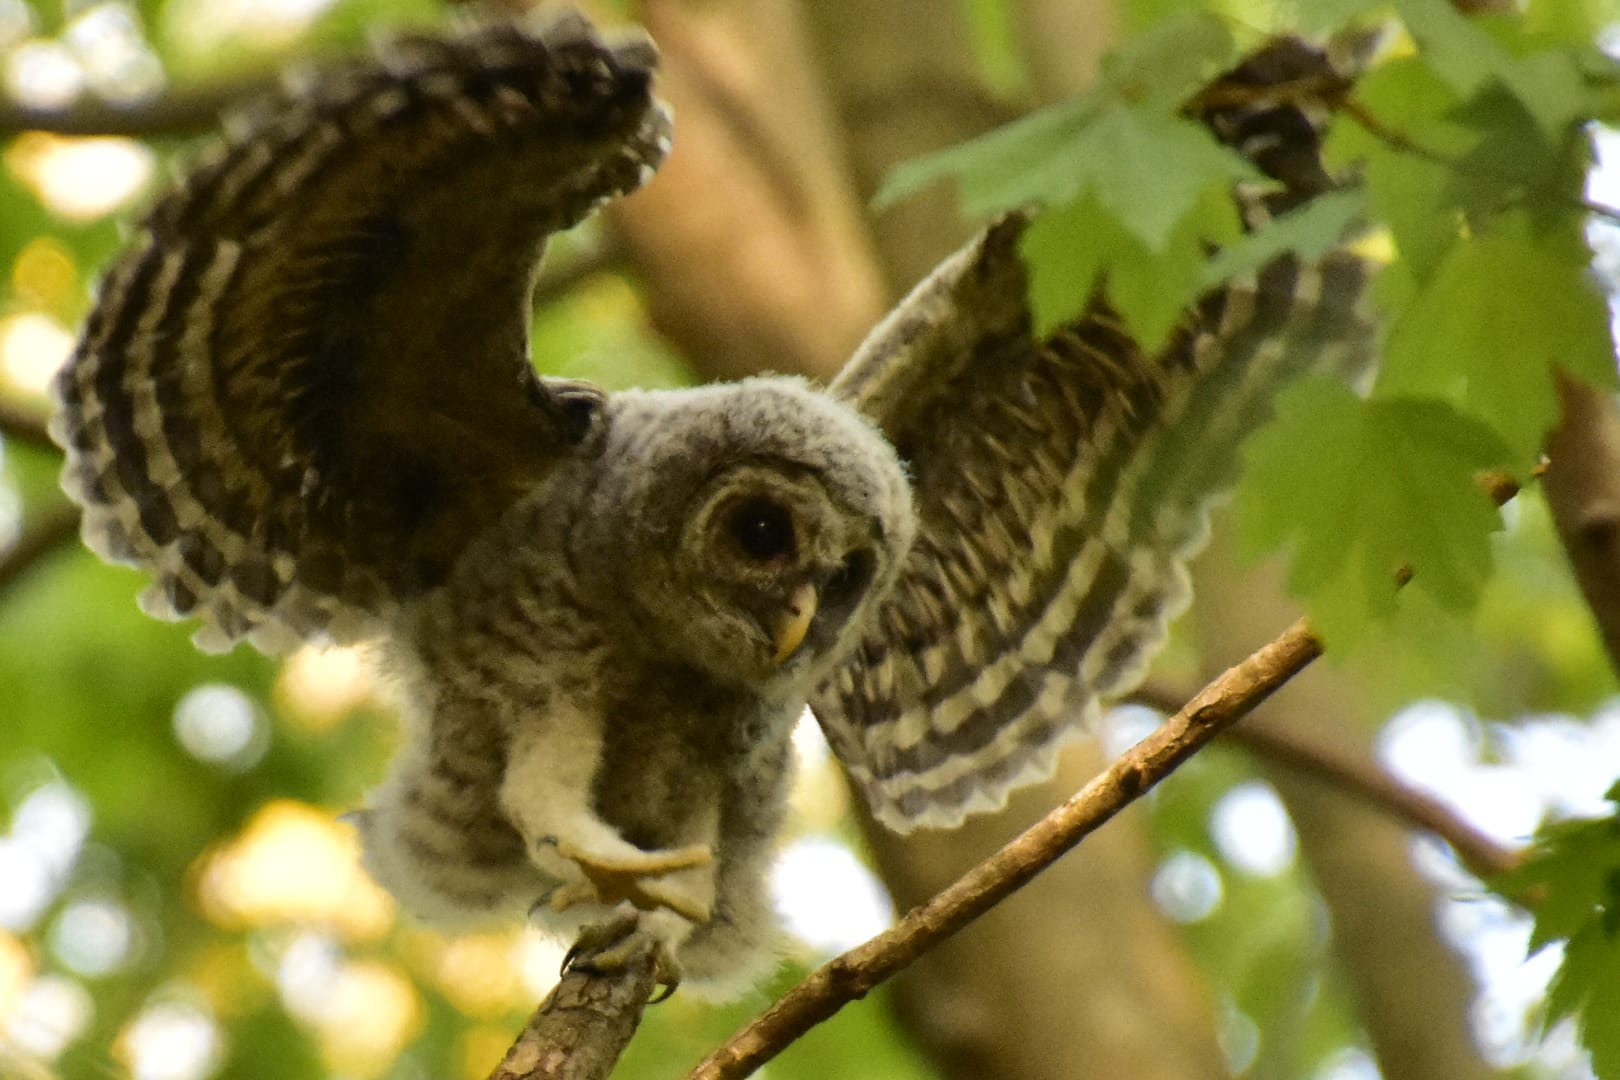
xmin=879 ymin=0 xmax=1620 ymax=652
xmin=1496 ymin=787 xmax=1620 ymax=1079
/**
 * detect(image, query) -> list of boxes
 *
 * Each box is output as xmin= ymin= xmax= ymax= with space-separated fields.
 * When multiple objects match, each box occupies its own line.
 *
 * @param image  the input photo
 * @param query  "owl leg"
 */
xmin=500 ymin=723 xmax=718 ymax=924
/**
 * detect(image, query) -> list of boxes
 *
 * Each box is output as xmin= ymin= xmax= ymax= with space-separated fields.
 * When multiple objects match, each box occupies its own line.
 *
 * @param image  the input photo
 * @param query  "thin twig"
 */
xmin=1340 ymin=98 xmax=1620 ymax=227
xmin=0 ymin=501 xmax=81 ymax=597
xmin=687 ymin=619 xmax=1324 ymax=1079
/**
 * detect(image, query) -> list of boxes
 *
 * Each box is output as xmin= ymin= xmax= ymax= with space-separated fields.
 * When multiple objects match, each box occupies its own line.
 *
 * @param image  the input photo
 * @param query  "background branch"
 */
xmin=1544 ymin=368 xmax=1620 ymax=678
xmin=1225 ymin=720 xmax=1521 ymax=879
xmin=688 ymin=619 xmax=1324 ymax=1079
xmin=0 ymin=77 xmax=274 ymax=137
xmin=1128 ymin=680 xmax=1523 ymax=880
xmin=0 ymin=400 xmax=56 ymax=455
xmin=0 ymin=502 xmax=81 ymax=597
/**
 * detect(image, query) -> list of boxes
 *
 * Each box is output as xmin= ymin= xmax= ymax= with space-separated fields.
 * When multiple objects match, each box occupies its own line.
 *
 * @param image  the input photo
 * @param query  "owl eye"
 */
xmin=728 ymin=498 xmax=796 ymax=562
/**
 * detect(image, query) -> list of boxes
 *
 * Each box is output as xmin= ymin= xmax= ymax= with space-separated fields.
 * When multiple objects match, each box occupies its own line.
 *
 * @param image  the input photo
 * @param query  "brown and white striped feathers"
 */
xmin=53 ymin=11 xmax=671 ymax=653
xmin=51 ymin=13 xmax=1373 ymax=985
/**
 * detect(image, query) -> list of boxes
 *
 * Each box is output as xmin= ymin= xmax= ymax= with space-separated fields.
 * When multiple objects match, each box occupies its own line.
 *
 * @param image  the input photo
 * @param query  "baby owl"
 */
xmin=50 ymin=12 xmax=1372 ymax=992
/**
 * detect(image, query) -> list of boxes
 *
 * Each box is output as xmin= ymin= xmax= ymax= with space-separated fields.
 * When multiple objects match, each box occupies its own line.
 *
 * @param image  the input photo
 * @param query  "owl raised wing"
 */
xmin=811 ymin=44 xmax=1376 ymax=833
xmin=52 ymin=13 xmax=670 ymax=653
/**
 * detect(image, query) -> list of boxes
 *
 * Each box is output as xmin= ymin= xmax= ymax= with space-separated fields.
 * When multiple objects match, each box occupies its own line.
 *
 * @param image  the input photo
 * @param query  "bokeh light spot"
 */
xmin=1210 ymin=781 xmax=1297 ymax=877
xmin=275 ymin=644 xmax=380 ymax=732
xmin=0 ymin=312 xmax=74 ymax=395
xmin=6 ymin=133 xmax=153 ymax=220
xmin=0 ymin=931 xmax=33 ymax=1014
xmin=4 ymin=973 xmax=93 ymax=1062
xmin=771 ymin=837 xmax=893 ymax=954
xmin=173 ymin=684 xmax=266 ymax=771
xmin=49 ymin=898 xmax=136 ymax=977
xmin=10 ymin=236 xmax=78 ymax=312
xmin=4 ymin=39 xmax=82 ymax=109
xmin=121 ymin=997 xmax=223 ymax=1080
xmin=1151 ymin=849 xmax=1223 ymax=923
xmin=195 ymin=800 xmax=393 ymax=941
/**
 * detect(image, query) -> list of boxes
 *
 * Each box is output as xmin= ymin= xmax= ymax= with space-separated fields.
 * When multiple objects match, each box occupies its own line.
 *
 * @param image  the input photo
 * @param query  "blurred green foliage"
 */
xmin=2 ymin=1 xmax=1620 ymax=1079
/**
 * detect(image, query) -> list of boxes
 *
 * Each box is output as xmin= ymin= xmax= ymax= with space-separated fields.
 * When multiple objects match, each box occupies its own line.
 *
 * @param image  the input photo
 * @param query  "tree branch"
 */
xmin=688 ymin=619 xmax=1324 ymax=1080
xmin=1224 ymin=721 xmax=1520 ymax=879
xmin=1543 ymin=369 xmax=1620 ymax=678
xmin=487 ymin=927 xmax=661 ymax=1080
xmin=0 ymin=501 xmax=81 ymax=597
xmin=1127 ymin=680 xmax=1522 ymax=880
xmin=0 ymin=399 xmax=56 ymax=455
xmin=0 ymin=77 xmax=275 ymax=137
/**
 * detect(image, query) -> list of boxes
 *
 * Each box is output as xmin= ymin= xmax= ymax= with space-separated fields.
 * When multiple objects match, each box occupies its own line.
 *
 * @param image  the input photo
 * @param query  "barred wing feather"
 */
xmin=51 ymin=14 xmax=670 ymax=653
xmin=812 ymin=216 xmax=1374 ymax=832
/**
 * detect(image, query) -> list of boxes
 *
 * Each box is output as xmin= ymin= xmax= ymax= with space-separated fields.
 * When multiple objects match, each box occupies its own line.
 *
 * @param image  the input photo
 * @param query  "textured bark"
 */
xmin=488 ymin=930 xmax=660 ymax=1080
xmin=1544 ymin=370 xmax=1620 ymax=679
xmin=1193 ymin=532 xmax=1496 ymax=1080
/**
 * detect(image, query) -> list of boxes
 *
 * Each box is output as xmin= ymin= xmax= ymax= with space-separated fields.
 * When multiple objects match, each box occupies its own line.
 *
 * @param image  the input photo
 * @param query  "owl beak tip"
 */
xmin=772 ymin=583 xmax=819 ymax=665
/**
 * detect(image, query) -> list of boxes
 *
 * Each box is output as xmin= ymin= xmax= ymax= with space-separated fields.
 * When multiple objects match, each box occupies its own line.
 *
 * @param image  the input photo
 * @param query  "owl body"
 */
xmin=53 ymin=13 xmax=1375 ymax=998
xmin=360 ymin=377 xmax=913 ymax=986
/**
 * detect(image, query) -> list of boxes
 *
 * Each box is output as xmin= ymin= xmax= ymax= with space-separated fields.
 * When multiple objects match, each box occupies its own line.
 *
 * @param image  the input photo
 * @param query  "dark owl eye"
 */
xmin=728 ymin=497 xmax=796 ymax=562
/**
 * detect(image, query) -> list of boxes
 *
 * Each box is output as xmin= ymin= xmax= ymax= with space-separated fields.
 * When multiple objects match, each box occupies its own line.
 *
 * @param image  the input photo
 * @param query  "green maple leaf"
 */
xmin=1381 ymin=211 xmax=1617 ymax=462
xmin=1236 ymin=378 xmax=1511 ymax=646
xmin=1495 ymin=786 xmax=1620 ymax=1080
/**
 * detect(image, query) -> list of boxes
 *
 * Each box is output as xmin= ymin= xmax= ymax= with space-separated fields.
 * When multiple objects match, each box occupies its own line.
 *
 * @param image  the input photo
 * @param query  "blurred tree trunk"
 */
xmin=610 ymin=3 xmax=1253 ymax=1076
xmin=1193 ymin=529 xmax=1497 ymax=1080
xmin=608 ymin=0 xmax=888 ymax=381
xmin=800 ymin=4 xmax=1230 ymax=1078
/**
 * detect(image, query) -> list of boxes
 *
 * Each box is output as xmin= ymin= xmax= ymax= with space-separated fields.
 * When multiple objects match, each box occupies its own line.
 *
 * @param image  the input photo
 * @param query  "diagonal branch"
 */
xmin=1224 ymin=720 xmax=1520 ymax=879
xmin=687 ymin=619 xmax=1323 ymax=1079
xmin=1127 ymin=680 xmax=1522 ymax=880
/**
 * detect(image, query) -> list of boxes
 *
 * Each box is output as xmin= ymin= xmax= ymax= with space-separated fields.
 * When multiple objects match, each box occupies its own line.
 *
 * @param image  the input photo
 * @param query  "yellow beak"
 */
xmin=772 ymin=583 xmax=819 ymax=665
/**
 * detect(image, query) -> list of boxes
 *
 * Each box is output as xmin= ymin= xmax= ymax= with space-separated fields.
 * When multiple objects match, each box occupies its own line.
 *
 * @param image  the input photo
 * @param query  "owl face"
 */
xmin=574 ymin=377 xmax=914 ymax=690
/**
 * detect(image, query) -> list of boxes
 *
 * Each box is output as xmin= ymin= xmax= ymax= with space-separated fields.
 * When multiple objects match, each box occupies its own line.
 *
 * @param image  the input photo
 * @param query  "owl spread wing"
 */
xmin=52 ymin=12 xmax=669 ymax=652
xmin=812 ymin=42 xmax=1375 ymax=832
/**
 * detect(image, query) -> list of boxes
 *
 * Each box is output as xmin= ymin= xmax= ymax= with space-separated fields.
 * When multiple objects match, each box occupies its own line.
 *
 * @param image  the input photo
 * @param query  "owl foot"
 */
xmin=562 ymin=909 xmax=682 ymax=1001
xmin=547 ymin=839 xmax=715 ymax=922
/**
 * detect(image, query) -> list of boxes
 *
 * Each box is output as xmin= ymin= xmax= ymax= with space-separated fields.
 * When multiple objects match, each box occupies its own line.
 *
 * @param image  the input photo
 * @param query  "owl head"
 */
xmin=572 ymin=377 xmax=914 ymax=691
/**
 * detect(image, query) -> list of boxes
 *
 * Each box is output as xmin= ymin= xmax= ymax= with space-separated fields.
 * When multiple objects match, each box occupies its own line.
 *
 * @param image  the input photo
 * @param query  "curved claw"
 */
xmin=559 ymin=911 xmax=683 ymax=1000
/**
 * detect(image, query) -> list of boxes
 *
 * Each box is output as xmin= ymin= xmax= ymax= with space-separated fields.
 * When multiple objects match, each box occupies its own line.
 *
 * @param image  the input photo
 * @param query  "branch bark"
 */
xmin=487 ymin=929 xmax=661 ymax=1080
xmin=1544 ymin=369 xmax=1620 ymax=678
xmin=688 ymin=619 xmax=1324 ymax=1079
